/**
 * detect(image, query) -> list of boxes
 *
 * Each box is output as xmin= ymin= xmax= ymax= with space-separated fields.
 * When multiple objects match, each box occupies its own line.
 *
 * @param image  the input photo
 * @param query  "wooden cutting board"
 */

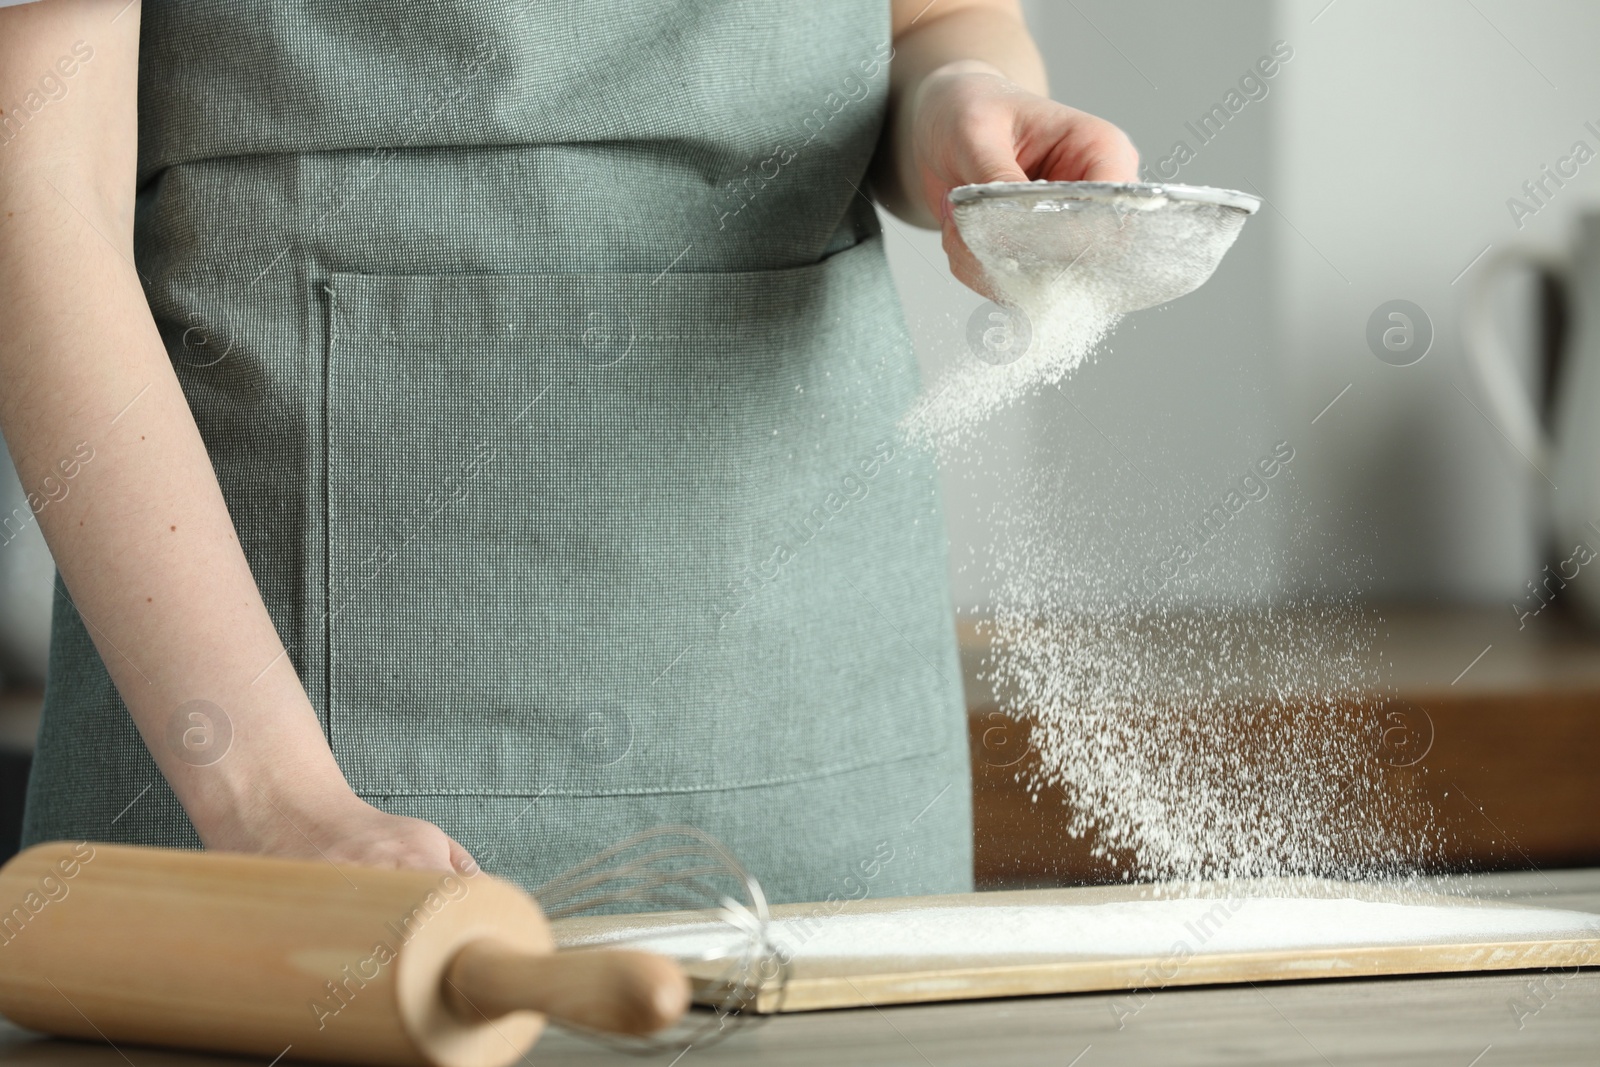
xmin=550 ymin=879 xmax=1600 ymax=1013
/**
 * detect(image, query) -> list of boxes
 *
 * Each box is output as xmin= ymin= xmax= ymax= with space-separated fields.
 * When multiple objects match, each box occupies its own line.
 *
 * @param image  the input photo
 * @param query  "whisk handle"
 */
xmin=444 ymin=940 xmax=691 ymax=1036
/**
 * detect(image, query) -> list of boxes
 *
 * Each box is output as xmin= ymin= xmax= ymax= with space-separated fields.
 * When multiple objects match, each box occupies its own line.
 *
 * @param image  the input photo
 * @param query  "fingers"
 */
xmin=937 ymin=146 xmax=1025 ymax=295
xmin=964 ymin=128 xmax=1032 ymax=187
xmin=925 ymin=121 xmax=1027 ymax=285
xmin=1046 ymin=112 xmax=1140 ymax=184
xmin=919 ymin=128 xmax=1029 ymax=226
xmin=941 ymin=215 xmax=1001 ymax=301
xmin=1076 ymin=123 xmax=1141 ymax=183
xmin=447 ymin=835 xmax=481 ymax=878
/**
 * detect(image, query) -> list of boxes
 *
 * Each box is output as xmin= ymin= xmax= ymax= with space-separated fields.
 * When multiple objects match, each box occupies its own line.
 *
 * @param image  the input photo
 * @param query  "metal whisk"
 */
xmin=532 ymin=825 xmax=787 ymax=1053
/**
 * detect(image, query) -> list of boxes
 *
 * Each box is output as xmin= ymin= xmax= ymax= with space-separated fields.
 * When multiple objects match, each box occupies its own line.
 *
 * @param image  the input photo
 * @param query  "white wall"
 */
xmin=1271 ymin=0 xmax=1600 ymax=601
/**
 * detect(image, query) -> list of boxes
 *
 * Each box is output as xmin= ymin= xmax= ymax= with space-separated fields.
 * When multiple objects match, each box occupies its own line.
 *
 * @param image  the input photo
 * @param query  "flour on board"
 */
xmin=565 ymin=897 xmax=1600 ymax=961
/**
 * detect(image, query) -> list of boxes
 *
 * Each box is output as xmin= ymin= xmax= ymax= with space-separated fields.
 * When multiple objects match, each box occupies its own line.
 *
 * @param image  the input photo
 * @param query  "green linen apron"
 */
xmin=21 ymin=0 xmax=974 ymax=904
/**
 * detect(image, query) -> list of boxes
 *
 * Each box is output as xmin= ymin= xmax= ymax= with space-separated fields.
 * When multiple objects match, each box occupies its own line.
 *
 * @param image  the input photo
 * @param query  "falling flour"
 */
xmin=905 ymin=182 xmax=1438 ymax=886
xmin=986 ymin=589 xmax=1437 ymax=883
xmin=904 ymin=284 xmax=1123 ymax=451
xmin=566 ymin=898 xmax=1600 ymax=962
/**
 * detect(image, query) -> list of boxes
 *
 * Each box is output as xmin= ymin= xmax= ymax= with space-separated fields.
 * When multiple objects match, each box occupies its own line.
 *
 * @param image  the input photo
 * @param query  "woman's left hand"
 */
xmin=909 ymin=61 xmax=1140 ymax=297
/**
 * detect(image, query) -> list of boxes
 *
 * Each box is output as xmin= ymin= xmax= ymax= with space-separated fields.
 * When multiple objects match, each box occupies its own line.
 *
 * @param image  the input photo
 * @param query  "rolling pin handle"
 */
xmin=443 ymin=939 xmax=690 ymax=1037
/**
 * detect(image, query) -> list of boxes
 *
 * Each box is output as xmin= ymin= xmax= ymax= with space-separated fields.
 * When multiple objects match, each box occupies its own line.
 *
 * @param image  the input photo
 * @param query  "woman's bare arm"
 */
xmin=0 ymin=0 xmax=472 ymax=873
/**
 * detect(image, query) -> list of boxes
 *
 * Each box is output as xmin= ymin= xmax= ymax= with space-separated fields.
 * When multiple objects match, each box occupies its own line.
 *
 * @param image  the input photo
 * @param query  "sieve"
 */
xmin=949 ymin=181 xmax=1261 ymax=314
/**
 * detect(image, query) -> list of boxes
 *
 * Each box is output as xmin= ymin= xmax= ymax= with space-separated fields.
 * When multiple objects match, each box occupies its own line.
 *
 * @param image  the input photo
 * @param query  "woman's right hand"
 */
xmin=207 ymin=784 xmax=479 ymax=877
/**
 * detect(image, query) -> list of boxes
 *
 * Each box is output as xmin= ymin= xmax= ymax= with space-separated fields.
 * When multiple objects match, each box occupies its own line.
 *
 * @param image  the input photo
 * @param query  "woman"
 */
xmin=0 ymin=0 xmax=1136 ymax=903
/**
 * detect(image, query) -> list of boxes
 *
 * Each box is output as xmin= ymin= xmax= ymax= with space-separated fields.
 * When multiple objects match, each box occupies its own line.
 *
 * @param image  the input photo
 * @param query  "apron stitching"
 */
xmin=350 ymin=742 xmax=961 ymax=801
xmin=322 ymin=278 xmax=337 ymax=748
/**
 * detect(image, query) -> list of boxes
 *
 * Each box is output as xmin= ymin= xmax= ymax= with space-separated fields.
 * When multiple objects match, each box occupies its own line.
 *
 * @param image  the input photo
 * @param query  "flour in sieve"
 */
xmin=903 ymin=187 xmax=1248 ymax=451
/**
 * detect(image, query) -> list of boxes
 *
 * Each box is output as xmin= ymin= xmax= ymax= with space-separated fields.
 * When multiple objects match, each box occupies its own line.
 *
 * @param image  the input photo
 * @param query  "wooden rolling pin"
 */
xmin=0 ymin=842 xmax=689 ymax=1067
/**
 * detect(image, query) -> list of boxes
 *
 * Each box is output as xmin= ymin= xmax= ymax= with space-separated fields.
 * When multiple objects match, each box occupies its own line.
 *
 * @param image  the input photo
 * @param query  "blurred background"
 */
xmin=4 ymin=0 xmax=1598 ymax=878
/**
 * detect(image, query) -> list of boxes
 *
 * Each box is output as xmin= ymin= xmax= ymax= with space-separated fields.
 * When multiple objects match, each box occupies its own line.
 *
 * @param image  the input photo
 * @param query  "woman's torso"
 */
xmin=25 ymin=0 xmax=974 ymax=904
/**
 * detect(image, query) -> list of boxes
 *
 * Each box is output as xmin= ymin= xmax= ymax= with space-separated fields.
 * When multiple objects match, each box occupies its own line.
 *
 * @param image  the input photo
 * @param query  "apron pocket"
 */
xmin=324 ymin=236 xmax=964 ymax=797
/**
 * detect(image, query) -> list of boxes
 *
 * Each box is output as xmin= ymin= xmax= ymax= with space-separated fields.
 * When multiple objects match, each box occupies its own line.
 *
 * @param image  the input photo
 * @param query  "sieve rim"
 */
xmin=949 ymin=180 xmax=1261 ymax=215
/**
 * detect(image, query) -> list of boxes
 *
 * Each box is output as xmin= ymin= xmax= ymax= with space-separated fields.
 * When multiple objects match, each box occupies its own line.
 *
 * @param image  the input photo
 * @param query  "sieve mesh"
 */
xmin=950 ymin=181 xmax=1258 ymax=315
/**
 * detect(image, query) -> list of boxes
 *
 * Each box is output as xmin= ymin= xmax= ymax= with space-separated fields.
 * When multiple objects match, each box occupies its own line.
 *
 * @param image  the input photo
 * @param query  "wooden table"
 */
xmin=0 ymin=868 xmax=1595 ymax=1066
